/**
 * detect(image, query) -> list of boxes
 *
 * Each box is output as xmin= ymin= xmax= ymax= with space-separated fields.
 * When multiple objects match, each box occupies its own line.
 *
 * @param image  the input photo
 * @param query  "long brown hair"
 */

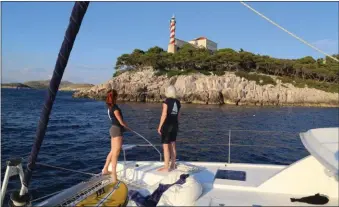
xmin=106 ymin=89 xmax=118 ymax=110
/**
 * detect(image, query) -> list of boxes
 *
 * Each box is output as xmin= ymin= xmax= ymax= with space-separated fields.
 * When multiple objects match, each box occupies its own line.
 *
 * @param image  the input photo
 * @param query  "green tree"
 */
xmin=113 ymin=45 xmax=339 ymax=88
xmin=146 ymin=46 xmax=164 ymax=54
xmin=296 ymin=56 xmax=316 ymax=64
xmin=115 ymin=54 xmax=132 ymax=70
xmin=239 ymin=51 xmax=255 ymax=72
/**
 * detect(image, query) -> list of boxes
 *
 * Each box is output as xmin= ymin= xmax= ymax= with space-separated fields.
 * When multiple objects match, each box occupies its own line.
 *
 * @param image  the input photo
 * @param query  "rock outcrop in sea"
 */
xmin=73 ymin=69 xmax=339 ymax=107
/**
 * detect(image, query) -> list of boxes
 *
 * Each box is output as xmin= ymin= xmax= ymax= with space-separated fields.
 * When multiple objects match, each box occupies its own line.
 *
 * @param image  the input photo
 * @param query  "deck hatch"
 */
xmin=215 ymin=170 xmax=246 ymax=181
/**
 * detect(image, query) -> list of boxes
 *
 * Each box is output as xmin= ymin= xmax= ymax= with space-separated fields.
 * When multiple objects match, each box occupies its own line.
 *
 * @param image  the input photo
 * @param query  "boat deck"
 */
xmin=35 ymin=160 xmax=338 ymax=206
xmin=117 ymin=161 xmax=285 ymax=186
xmin=114 ymin=161 xmax=339 ymax=206
xmin=196 ymin=188 xmax=339 ymax=206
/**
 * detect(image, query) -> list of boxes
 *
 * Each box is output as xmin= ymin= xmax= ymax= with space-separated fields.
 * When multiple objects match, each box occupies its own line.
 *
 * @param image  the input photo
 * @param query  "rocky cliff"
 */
xmin=73 ymin=69 xmax=339 ymax=107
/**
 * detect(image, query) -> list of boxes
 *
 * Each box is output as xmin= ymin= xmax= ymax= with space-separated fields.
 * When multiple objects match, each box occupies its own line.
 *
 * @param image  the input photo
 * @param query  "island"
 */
xmin=2 ymin=80 xmax=94 ymax=91
xmin=61 ymin=45 xmax=339 ymax=106
xmin=1 ymin=83 xmax=32 ymax=89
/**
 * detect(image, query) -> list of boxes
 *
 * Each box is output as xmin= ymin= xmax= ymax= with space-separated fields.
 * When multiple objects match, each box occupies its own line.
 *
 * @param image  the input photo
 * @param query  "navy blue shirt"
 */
xmin=163 ymin=98 xmax=181 ymax=126
xmin=108 ymin=104 xmax=123 ymax=127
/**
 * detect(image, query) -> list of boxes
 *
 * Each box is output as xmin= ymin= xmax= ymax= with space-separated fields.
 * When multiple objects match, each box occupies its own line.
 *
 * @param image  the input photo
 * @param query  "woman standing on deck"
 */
xmin=102 ymin=89 xmax=130 ymax=182
xmin=157 ymin=85 xmax=181 ymax=172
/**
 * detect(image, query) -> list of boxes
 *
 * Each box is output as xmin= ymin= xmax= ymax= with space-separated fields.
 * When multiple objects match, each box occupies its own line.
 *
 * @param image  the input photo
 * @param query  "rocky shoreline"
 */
xmin=73 ymin=69 xmax=339 ymax=107
xmin=59 ymin=87 xmax=93 ymax=92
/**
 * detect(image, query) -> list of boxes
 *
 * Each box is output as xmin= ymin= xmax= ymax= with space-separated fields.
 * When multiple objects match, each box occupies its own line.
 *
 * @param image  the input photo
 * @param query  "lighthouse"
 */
xmin=166 ymin=15 xmax=218 ymax=53
xmin=167 ymin=15 xmax=176 ymax=53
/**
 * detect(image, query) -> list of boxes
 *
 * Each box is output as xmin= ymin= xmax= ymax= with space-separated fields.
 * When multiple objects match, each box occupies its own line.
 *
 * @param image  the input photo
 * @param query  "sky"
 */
xmin=2 ymin=1 xmax=338 ymax=84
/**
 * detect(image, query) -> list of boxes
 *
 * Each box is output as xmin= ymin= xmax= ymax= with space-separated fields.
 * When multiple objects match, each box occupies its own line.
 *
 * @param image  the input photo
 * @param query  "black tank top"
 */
xmin=108 ymin=104 xmax=123 ymax=127
xmin=163 ymin=98 xmax=181 ymax=126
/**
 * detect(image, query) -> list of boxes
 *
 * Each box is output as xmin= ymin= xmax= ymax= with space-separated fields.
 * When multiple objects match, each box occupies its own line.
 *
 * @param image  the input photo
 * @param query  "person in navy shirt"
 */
xmin=157 ymin=85 xmax=181 ymax=172
xmin=102 ymin=89 xmax=130 ymax=183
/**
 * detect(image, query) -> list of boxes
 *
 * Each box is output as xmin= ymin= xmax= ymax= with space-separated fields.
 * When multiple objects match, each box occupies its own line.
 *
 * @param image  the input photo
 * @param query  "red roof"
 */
xmin=193 ymin=36 xmax=206 ymax=40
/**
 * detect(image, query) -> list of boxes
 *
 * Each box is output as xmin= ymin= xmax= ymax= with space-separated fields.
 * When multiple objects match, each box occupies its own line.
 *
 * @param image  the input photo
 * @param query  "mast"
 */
xmin=11 ymin=1 xmax=90 ymax=205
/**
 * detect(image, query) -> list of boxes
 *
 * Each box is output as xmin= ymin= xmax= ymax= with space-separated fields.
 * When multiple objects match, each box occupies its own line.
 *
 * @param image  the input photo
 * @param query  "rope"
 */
xmin=130 ymin=130 xmax=162 ymax=161
xmin=135 ymin=143 xmax=297 ymax=150
xmin=31 ymin=189 xmax=66 ymax=203
xmin=19 ymin=153 xmax=31 ymax=158
xmin=36 ymin=162 xmax=96 ymax=176
xmin=240 ymin=1 xmax=339 ymax=62
xmin=187 ymin=129 xmax=299 ymax=134
xmin=226 ymin=129 xmax=298 ymax=134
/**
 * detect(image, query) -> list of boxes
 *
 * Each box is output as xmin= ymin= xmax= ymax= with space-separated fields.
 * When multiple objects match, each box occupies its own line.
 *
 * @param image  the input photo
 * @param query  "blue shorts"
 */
xmin=161 ymin=125 xmax=178 ymax=144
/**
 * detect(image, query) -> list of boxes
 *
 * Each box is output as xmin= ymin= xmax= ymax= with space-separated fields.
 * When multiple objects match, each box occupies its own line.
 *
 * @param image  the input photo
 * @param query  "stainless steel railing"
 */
xmin=128 ymin=129 xmax=300 ymax=164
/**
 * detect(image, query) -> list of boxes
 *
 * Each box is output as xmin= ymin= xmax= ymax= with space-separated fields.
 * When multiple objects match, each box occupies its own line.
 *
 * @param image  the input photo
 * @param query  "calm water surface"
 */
xmin=1 ymin=88 xmax=338 ymax=202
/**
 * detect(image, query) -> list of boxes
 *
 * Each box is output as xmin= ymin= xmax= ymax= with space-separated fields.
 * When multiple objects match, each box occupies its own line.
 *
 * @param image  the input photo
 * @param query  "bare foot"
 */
xmin=170 ymin=163 xmax=177 ymax=170
xmin=102 ymin=168 xmax=109 ymax=175
xmin=157 ymin=167 xmax=170 ymax=172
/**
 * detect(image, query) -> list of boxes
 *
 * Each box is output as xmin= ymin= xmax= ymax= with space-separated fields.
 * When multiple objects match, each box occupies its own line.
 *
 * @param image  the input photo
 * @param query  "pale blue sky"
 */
xmin=2 ymin=2 xmax=338 ymax=84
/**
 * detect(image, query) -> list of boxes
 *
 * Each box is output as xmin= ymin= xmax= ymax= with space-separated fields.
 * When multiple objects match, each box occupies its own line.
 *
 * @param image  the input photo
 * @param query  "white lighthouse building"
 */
xmin=167 ymin=15 xmax=218 ymax=53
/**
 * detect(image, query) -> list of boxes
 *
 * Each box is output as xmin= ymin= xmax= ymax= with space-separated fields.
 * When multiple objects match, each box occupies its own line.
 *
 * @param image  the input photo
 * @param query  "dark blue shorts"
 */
xmin=161 ymin=125 xmax=178 ymax=144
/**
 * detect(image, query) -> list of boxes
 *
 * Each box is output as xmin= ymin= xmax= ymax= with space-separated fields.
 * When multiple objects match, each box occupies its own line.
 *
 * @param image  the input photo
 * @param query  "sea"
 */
xmin=1 ymin=88 xmax=338 ymax=204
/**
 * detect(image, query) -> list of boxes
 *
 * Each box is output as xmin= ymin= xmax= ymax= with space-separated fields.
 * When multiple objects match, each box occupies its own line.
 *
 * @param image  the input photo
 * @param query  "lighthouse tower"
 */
xmin=167 ymin=15 xmax=176 ymax=53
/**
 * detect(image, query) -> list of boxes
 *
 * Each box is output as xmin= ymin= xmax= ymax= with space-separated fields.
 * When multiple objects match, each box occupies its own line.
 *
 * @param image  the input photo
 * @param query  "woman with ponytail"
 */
xmin=102 ymin=89 xmax=130 ymax=183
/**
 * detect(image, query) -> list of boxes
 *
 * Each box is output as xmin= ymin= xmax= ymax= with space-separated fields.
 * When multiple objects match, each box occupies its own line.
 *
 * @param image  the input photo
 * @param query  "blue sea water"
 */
xmin=1 ymin=88 xmax=338 ymax=203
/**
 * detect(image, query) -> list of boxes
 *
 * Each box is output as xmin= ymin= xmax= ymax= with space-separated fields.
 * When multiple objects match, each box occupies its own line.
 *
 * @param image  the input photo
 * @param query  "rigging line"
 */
xmin=225 ymin=129 xmax=298 ymax=133
xmin=240 ymin=1 xmax=339 ymax=62
xmin=31 ymin=189 xmax=66 ymax=203
xmin=134 ymin=143 xmax=296 ymax=149
xmin=20 ymin=153 xmax=31 ymax=159
xmin=36 ymin=162 xmax=96 ymax=176
xmin=130 ymin=130 xmax=162 ymax=161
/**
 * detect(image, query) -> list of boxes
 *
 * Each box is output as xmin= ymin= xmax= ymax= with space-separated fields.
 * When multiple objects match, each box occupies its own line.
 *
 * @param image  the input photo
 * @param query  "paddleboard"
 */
xmin=76 ymin=181 xmax=128 ymax=207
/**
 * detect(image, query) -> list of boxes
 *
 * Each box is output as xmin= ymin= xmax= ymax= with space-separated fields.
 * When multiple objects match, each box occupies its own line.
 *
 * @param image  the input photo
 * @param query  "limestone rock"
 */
xmin=72 ymin=69 xmax=339 ymax=107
